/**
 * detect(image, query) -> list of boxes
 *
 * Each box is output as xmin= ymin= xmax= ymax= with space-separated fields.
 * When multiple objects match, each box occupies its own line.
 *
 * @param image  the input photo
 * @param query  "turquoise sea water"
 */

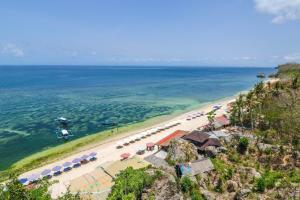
xmin=0 ymin=66 xmax=274 ymax=170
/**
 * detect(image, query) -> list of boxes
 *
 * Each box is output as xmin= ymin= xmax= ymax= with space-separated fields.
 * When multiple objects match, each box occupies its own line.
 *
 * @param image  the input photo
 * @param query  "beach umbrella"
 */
xmin=72 ymin=158 xmax=81 ymax=164
xmin=141 ymin=132 xmax=147 ymax=138
xmin=123 ymin=139 xmax=130 ymax=145
xmin=134 ymin=134 xmax=140 ymax=140
xmin=41 ymin=169 xmax=51 ymax=177
xmin=18 ymin=178 xmax=28 ymax=185
xmin=146 ymin=130 xmax=152 ymax=136
xmin=129 ymin=136 xmax=136 ymax=142
xmin=52 ymin=166 xmax=62 ymax=172
xmin=157 ymin=126 xmax=164 ymax=131
xmin=120 ymin=153 xmax=130 ymax=159
xmin=63 ymin=162 xmax=72 ymax=168
xmin=89 ymin=152 xmax=97 ymax=157
xmin=81 ymin=155 xmax=89 ymax=160
xmin=28 ymin=173 xmax=40 ymax=182
xmin=116 ymin=141 xmax=123 ymax=148
xmin=137 ymin=133 xmax=144 ymax=139
xmin=146 ymin=142 xmax=155 ymax=148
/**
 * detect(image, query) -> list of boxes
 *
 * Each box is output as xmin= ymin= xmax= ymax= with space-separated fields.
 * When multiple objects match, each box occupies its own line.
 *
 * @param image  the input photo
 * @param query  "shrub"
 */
xmin=214 ymin=177 xmax=223 ymax=193
xmin=108 ymin=167 xmax=156 ymax=200
xmin=180 ymin=176 xmax=193 ymax=193
xmin=238 ymin=137 xmax=249 ymax=154
xmin=0 ymin=175 xmax=80 ymax=200
xmin=191 ymin=188 xmax=204 ymax=200
xmin=228 ymin=153 xmax=240 ymax=163
xmin=255 ymin=177 xmax=265 ymax=192
xmin=287 ymin=169 xmax=300 ymax=183
xmin=264 ymin=171 xmax=283 ymax=189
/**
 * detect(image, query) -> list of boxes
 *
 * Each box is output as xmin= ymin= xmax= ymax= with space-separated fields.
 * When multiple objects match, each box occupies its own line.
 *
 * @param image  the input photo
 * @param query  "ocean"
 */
xmin=0 ymin=66 xmax=274 ymax=170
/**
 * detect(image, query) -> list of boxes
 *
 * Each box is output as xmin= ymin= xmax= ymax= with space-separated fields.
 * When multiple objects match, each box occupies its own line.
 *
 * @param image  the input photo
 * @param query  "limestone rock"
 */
xmin=201 ymin=189 xmax=216 ymax=200
xmin=227 ymin=180 xmax=238 ymax=192
xmin=234 ymin=188 xmax=251 ymax=200
xmin=204 ymin=146 xmax=218 ymax=157
xmin=142 ymin=170 xmax=184 ymax=200
xmin=167 ymin=138 xmax=198 ymax=162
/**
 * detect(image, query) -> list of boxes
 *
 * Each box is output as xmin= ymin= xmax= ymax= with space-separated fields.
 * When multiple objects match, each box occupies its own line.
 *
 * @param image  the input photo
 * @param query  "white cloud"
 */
xmin=1 ymin=43 xmax=24 ymax=57
xmin=255 ymin=0 xmax=300 ymax=24
xmin=283 ymin=52 xmax=300 ymax=61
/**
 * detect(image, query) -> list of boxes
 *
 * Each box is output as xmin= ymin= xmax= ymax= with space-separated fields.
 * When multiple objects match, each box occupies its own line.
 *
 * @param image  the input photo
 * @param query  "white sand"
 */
xmin=20 ymin=97 xmax=235 ymax=198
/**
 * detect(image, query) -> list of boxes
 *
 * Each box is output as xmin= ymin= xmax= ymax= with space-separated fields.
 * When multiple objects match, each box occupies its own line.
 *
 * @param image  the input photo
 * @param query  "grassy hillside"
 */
xmin=276 ymin=63 xmax=300 ymax=79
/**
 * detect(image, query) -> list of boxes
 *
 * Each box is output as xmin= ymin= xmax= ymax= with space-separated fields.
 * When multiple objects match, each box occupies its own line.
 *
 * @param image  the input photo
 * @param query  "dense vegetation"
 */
xmin=230 ymin=63 xmax=300 ymax=151
xmin=0 ymin=175 xmax=80 ymax=200
xmin=107 ymin=167 xmax=162 ymax=200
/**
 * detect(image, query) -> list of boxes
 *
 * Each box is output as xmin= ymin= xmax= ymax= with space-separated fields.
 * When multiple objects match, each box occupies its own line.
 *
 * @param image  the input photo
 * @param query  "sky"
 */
xmin=0 ymin=0 xmax=300 ymax=67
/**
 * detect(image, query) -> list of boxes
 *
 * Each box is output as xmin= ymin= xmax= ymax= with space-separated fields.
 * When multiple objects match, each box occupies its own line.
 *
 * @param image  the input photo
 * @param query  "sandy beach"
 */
xmin=20 ymin=96 xmax=235 ymax=198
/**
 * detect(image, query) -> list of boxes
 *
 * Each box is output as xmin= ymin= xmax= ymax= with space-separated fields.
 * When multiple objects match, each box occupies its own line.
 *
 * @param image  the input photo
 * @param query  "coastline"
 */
xmin=1 ymin=93 xmax=238 ymax=182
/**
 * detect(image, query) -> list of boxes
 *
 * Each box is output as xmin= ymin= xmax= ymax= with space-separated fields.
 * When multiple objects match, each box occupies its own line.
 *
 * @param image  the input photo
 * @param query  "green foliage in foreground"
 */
xmin=107 ymin=167 xmax=160 ymax=200
xmin=254 ymin=177 xmax=266 ymax=192
xmin=238 ymin=137 xmax=249 ymax=154
xmin=180 ymin=176 xmax=203 ymax=200
xmin=0 ymin=176 xmax=80 ymax=200
xmin=211 ymin=158 xmax=234 ymax=180
xmin=230 ymin=64 xmax=300 ymax=150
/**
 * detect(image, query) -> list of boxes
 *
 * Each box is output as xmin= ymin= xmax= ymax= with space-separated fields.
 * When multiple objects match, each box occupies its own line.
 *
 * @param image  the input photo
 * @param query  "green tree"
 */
xmin=108 ymin=167 xmax=155 ymax=200
xmin=238 ymin=137 xmax=249 ymax=154
xmin=0 ymin=175 xmax=81 ymax=200
xmin=255 ymin=177 xmax=265 ymax=193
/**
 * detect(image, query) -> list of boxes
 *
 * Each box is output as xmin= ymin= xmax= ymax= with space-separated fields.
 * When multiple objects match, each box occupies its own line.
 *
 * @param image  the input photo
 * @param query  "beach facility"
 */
xmin=17 ymin=98 xmax=233 ymax=198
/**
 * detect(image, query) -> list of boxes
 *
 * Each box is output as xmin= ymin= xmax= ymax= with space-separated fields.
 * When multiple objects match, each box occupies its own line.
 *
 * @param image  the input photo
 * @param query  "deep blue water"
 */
xmin=0 ymin=66 xmax=274 ymax=170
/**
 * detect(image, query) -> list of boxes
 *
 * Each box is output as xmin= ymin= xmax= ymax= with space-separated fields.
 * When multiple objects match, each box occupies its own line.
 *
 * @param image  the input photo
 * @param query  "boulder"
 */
xmin=234 ymin=188 xmax=251 ymax=200
xmin=201 ymin=189 xmax=216 ymax=200
xmin=167 ymin=138 xmax=198 ymax=162
xmin=217 ymin=146 xmax=228 ymax=153
xmin=142 ymin=169 xmax=184 ymax=200
xmin=249 ymin=168 xmax=261 ymax=179
xmin=257 ymin=143 xmax=272 ymax=151
xmin=227 ymin=180 xmax=238 ymax=192
xmin=204 ymin=146 xmax=218 ymax=157
xmin=237 ymin=167 xmax=261 ymax=179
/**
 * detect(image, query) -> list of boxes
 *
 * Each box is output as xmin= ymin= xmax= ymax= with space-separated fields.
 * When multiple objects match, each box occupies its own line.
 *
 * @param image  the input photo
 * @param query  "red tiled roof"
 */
xmin=215 ymin=115 xmax=230 ymax=126
xmin=156 ymin=130 xmax=187 ymax=146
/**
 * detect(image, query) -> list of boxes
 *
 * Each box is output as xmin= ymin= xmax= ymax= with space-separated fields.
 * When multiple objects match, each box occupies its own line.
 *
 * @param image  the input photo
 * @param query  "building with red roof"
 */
xmin=156 ymin=130 xmax=188 ymax=148
xmin=213 ymin=115 xmax=230 ymax=129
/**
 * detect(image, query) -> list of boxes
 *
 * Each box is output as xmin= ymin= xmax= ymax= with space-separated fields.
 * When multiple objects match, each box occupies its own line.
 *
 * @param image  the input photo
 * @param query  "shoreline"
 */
xmin=0 ymin=94 xmax=239 ymax=181
xmin=1 ymin=94 xmax=238 ymax=181
xmin=10 ymin=94 xmax=238 ymax=198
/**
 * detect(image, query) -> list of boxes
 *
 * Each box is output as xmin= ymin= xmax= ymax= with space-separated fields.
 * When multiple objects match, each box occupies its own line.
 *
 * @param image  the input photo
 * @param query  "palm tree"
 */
xmin=235 ymin=94 xmax=245 ymax=131
xmin=207 ymin=110 xmax=216 ymax=130
xmin=246 ymin=90 xmax=255 ymax=130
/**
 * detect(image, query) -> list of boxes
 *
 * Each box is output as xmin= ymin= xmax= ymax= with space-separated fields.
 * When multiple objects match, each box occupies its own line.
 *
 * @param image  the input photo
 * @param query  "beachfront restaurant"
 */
xmin=182 ymin=130 xmax=221 ymax=151
xmin=213 ymin=115 xmax=230 ymax=129
xmin=155 ymin=130 xmax=188 ymax=150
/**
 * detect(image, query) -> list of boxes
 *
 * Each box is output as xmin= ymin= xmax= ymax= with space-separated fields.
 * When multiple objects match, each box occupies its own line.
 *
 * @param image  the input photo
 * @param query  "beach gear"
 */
xmin=41 ymin=169 xmax=51 ymax=177
xmin=28 ymin=173 xmax=40 ymax=182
